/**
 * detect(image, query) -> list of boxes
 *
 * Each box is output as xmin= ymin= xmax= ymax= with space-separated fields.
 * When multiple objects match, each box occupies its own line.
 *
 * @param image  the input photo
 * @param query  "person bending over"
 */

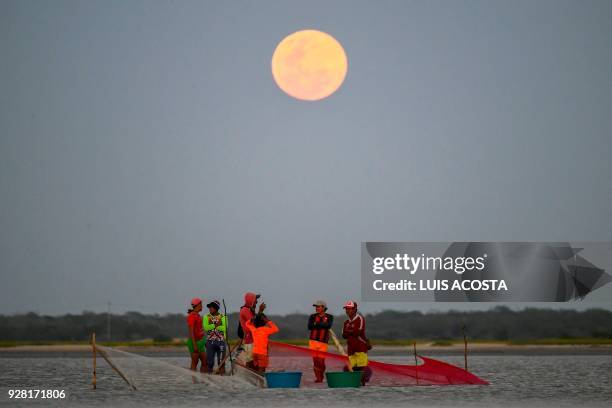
xmin=245 ymin=313 xmax=279 ymax=373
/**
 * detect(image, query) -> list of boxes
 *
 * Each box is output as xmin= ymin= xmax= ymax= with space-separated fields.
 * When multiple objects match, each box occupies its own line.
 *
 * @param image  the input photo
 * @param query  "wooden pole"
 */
xmin=92 ymin=332 xmax=97 ymax=390
xmin=107 ymin=301 xmax=111 ymax=342
xmin=413 ymin=341 xmax=419 ymax=385
xmin=98 ymin=347 xmax=138 ymax=391
xmin=329 ymin=329 xmax=353 ymax=372
xmin=215 ymin=339 xmax=243 ymax=374
xmin=221 ymin=299 xmax=234 ymax=375
xmin=462 ymin=325 xmax=468 ymax=371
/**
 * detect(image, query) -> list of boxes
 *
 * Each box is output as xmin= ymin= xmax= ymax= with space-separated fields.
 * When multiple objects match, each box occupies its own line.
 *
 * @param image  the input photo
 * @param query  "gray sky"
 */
xmin=1 ymin=0 xmax=611 ymax=315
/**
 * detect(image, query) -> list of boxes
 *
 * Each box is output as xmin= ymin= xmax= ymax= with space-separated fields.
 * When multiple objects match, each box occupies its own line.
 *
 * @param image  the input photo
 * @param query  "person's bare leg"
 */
xmin=321 ymin=358 xmax=326 ymax=380
xmin=313 ymin=357 xmax=325 ymax=382
xmin=190 ymin=352 xmax=200 ymax=383
xmin=190 ymin=352 xmax=199 ymax=370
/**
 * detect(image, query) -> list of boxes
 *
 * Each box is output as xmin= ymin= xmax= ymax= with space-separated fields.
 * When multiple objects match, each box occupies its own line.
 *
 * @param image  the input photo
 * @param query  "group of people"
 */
xmin=308 ymin=299 xmax=372 ymax=384
xmin=186 ymin=298 xmax=228 ymax=374
xmin=186 ymin=292 xmax=371 ymax=385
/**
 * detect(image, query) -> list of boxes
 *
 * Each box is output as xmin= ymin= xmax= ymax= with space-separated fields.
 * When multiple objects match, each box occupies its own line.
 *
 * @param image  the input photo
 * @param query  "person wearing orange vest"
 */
xmin=244 ymin=313 xmax=279 ymax=373
xmin=308 ymin=300 xmax=334 ymax=382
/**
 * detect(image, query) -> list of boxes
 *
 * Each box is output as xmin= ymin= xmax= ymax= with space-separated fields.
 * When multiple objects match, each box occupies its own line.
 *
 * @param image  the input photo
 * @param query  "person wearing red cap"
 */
xmin=238 ymin=292 xmax=265 ymax=369
xmin=308 ymin=300 xmax=334 ymax=382
xmin=186 ymin=297 xmax=206 ymax=372
xmin=342 ymin=300 xmax=372 ymax=385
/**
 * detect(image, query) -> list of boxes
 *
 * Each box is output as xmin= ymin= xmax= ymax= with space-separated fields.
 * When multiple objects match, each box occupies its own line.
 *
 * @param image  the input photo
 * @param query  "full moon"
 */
xmin=271 ymin=29 xmax=348 ymax=101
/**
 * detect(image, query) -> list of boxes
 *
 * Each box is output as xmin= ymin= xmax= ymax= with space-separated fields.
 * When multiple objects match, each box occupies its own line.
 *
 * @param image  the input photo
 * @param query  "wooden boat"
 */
xmin=231 ymin=355 xmax=265 ymax=388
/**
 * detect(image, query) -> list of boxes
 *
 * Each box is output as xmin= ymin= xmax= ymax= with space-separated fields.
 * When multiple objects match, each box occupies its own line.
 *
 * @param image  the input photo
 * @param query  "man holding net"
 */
xmin=342 ymin=300 xmax=372 ymax=385
xmin=308 ymin=300 xmax=334 ymax=382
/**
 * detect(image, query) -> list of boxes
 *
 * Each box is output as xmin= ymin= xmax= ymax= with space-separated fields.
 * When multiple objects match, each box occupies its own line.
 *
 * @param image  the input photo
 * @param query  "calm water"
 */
xmin=1 ymin=351 xmax=611 ymax=407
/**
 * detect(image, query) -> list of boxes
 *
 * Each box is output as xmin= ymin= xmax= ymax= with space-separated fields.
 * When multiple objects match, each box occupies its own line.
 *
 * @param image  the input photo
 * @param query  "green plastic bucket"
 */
xmin=325 ymin=371 xmax=362 ymax=388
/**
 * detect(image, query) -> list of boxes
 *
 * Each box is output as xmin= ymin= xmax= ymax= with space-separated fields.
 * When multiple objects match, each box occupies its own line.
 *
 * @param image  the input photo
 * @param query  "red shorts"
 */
xmin=252 ymin=353 xmax=269 ymax=369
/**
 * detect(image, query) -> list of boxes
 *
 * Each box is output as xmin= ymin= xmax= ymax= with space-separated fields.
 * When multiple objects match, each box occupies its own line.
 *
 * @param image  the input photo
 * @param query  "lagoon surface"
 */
xmin=1 ymin=351 xmax=611 ymax=407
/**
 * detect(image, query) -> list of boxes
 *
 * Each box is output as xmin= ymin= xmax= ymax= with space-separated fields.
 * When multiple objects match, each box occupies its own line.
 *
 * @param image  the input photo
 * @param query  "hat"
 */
xmin=343 ymin=300 xmax=357 ymax=309
xmin=191 ymin=297 xmax=202 ymax=307
xmin=206 ymin=300 xmax=221 ymax=309
xmin=312 ymin=300 xmax=327 ymax=308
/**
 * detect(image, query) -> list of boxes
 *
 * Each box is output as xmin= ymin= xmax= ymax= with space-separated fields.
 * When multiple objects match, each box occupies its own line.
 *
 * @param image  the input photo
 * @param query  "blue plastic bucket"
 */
xmin=265 ymin=371 xmax=302 ymax=388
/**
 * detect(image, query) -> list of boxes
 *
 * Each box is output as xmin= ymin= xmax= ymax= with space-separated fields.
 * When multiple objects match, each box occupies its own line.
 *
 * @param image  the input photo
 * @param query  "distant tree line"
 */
xmin=1 ymin=307 xmax=611 ymax=342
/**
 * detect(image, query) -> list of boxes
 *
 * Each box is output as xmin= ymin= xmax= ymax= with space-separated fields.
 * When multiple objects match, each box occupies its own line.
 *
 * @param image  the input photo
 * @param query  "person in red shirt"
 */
xmin=186 ymin=297 xmax=206 ymax=372
xmin=238 ymin=292 xmax=265 ymax=369
xmin=245 ymin=313 xmax=279 ymax=373
xmin=342 ymin=300 xmax=372 ymax=385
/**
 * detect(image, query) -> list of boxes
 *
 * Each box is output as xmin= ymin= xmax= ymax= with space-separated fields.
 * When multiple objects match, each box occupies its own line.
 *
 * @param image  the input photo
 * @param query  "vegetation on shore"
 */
xmin=2 ymin=337 xmax=612 ymax=348
xmin=2 ymin=307 xmax=612 ymax=347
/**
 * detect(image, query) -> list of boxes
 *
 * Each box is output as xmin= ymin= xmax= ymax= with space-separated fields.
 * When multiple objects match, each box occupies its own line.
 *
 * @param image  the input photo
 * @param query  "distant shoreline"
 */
xmin=2 ymin=341 xmax=611 ymax=355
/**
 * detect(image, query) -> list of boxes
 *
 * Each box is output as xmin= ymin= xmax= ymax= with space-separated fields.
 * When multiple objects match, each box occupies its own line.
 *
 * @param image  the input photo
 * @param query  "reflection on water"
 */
xmin=1 ymin=352 xmax=611 ymax=407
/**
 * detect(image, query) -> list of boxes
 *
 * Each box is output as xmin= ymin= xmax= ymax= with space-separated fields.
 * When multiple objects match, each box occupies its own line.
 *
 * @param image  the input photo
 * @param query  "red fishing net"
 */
xmin=265 ymin=341 xmax=489 ymax=386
